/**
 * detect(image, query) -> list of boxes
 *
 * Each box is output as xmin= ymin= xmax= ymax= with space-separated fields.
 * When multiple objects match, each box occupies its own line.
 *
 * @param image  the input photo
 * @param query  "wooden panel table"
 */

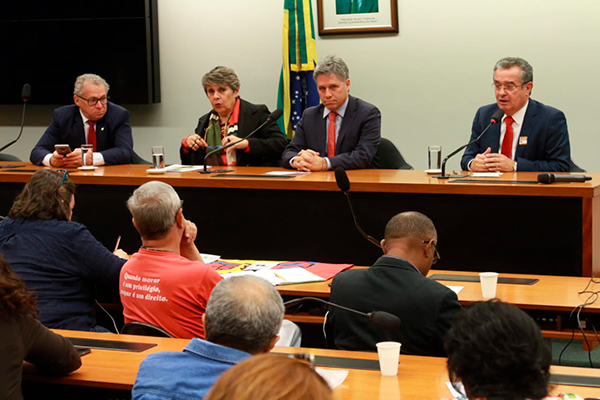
xmin=1 ymin=163 xmax=599 ymax=276
xmin=21 ymin=330 xmax=600 ymax=399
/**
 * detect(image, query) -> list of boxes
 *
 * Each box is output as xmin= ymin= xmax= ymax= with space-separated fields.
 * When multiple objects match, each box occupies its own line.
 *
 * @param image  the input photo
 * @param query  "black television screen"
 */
xmin=0 ymin=0 xmax=160 ymax=105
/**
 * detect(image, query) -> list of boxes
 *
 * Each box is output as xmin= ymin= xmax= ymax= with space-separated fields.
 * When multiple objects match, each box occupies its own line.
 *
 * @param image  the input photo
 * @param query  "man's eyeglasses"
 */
xmin=492 ymin=82 xmax=527 ymax=93
xmin=77 ymin=95 xmax=109 ymax=106
xmin=56 ymin=169 xmax=69 ymax=186
xmin=422 ymin=239 xmax=440 ymax=265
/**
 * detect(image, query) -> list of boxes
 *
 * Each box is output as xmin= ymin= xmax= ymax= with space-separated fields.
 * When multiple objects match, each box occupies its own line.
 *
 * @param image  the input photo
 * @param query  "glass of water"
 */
xmin=151 ymin=146 xmax=165 ymax=169
xmin=428 ymin=145 xmax=442 ymax=170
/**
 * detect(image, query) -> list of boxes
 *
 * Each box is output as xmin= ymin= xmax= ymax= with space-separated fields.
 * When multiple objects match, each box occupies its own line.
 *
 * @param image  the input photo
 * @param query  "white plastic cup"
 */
xmin=479 ymin=272 xmax=499 ymax=299
xmin=428 ymin=145 xmax=442 ymax=170
xmin=376 ymin=341 xmax=401 ymax=376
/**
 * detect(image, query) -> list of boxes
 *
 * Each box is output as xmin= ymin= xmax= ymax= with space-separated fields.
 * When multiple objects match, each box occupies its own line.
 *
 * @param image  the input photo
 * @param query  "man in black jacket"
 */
xmin=327 ymin=211 xmax=462 ymax=357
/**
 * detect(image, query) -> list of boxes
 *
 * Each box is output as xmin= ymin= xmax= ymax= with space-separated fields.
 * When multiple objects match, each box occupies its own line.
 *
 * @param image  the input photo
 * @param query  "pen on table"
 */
xmin=114 ymin=236 xmax=121 ymax=252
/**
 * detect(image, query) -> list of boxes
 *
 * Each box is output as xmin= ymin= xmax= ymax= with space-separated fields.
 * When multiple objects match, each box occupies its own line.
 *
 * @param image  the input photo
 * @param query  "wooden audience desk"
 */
xmin=279 ymin=269 xmax=600 ymax=347
xmin=21 ymin=330 xmax=600 ymax=399
xmin=1 ymin=163 xmax=599 ymax=276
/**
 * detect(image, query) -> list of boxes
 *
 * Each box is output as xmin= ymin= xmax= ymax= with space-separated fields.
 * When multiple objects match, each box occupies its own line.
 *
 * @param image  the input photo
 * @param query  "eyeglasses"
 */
xmin=422 ymin=239 xmax=441 ymax=265
xmin=56 ymin=169 xmax=69 ymax=186
xmin=77 ymin=95 xmax=109 ymax=106
xmin=288 ymin=353 xmax=316 ymax=371
xmin=492 ymin=82 xmax=527 ymax=92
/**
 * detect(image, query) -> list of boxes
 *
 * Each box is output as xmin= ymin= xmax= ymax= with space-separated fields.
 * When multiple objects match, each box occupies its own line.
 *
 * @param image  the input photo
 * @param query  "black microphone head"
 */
xmin=490 ymin=109 xmax=505 ymax=124
xmin=268 ymin=108 xmax=283 ymax=122
xmin=334 ymin=167 xmax=350 ymax=194
xmin=22 ymin=83 xmax=31 ymax=103
xmin=369 ymin=311 xmax=401 ymax=331
xmin=537 ymin=173 xmax=554 ymax=184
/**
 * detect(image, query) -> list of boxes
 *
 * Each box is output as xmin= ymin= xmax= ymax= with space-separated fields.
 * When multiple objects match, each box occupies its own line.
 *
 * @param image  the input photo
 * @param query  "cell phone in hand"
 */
xmin=55 ymin=144 xmax=72 ymax=156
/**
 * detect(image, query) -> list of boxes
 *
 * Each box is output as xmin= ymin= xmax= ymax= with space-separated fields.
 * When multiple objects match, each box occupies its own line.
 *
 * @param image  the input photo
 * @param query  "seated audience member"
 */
xmin=443 ymin=300 xmax=582 ymax=400
xmin=0 ymin=254 xmax=81 ymax=400
xmin=120 ymin=180 xmax=223 ymax=339
xmin=326 ymin=211 xmax=462 ymax=356
xmin=282 ymin=55 xmax=381 ymax=171
xmin=30 ymin=73 xmax=133 ymax=167
xmin=0 ymin=170 xmax=127 ymax=331
xmin=132 ymin=275 xmax=285 ymax=400
xmin=460 ymin=57 xmax=570 ymax=172
xmin=204 ymin=353 xmax=333 ymax=400
xmin=180 ymin=66 xmax=287 ymax=167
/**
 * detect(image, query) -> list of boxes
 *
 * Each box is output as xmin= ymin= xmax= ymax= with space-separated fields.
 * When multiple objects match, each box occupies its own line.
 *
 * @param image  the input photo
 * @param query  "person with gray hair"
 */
xmin=282 ymin=54 xmax=381 ymax=171
xmin=131 ymin=275 xmax=285 ymax=400
xmin=120 ymin=181 xmax=223 ymax=339
xmin=180 ymin=66 xmax=287 ymax=167
xmin=326 ymin=211 xmax=462 ymax=356
xmin=461 ymin=56 xmax=570 ymax=172
xmin=30 ymin=73 xmax=133 ymax=166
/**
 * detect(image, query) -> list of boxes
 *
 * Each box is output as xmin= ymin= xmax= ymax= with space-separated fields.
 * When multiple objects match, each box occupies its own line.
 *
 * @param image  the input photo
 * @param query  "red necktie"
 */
xmin=501 ymin=116 xmax=514 ymax=159
xmin=87 ymin=120 xmax=97 ymax=152
xmin=328 ymin=112 xmax=337 ymax=158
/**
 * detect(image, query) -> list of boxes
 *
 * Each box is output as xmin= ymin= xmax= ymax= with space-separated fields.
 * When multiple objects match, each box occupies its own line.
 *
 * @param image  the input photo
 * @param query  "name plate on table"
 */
xmin=281 ymin=353 xmax=380 ymax=370
xmin=430 ymin=274 xmax=539 ymax=285
xmin=67 ymin=337 xmax=157 ymax=352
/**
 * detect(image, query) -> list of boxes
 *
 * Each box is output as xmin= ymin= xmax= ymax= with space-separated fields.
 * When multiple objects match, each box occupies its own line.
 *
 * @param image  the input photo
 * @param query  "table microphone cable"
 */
xmin=95 ymin=299 xmax=120 ymax=334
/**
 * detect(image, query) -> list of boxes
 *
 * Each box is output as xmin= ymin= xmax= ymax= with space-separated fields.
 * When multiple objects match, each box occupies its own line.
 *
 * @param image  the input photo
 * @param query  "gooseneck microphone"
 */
xmin=538 ymin=173 xmax=592 ymax=184
xmin=436 ymin=108 xmax=505 ymax=179
xmin=334 ymin=167 xmax=381 ymax=248
xmin=0 ymin=83 xmax=31 ymax=153
xmin=284 ymin=297 xmax=401 ymax=331
xmin=201 ymin=108 xmax=283 ymax=173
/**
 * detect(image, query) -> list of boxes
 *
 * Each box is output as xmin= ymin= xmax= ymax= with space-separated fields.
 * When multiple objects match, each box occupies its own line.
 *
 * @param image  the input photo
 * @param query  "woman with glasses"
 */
xmin=204 ymin=353 xmax=333 ymax=400
xmin=180 ymin=66 xmax=287 ymax=167
xmin=0 ymin=170 xmax=128 ymax=331
xmin=0 ymin=254 xmax=81 ymax=400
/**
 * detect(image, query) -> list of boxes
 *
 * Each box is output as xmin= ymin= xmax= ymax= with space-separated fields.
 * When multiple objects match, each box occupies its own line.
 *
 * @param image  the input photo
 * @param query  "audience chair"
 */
xmin=569 ymin=158 xmax=586 ymax=173
xmin=0 ymin=153 xmax=22 ymax=161
xmin=121 ymin=321 xmax=174 ymax=338
xmin=376 ymin=138 xmax=413 ymax=170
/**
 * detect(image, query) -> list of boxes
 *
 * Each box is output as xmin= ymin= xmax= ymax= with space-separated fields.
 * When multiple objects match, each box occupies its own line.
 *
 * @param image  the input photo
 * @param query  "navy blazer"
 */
xmin=460 ymin=99 xmax=570 ymax=172
xmin=30 ymin=102 xmax=133 ymax=165
xmin=281 ymin=95 xmax=381 ymax=170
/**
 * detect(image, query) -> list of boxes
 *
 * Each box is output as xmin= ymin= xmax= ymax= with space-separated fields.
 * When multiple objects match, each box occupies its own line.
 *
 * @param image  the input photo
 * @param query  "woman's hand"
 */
xmin=186 ymin=134 xmax=207 ymax=151
xmin=221 ymin=135 xmax=248 ymax=153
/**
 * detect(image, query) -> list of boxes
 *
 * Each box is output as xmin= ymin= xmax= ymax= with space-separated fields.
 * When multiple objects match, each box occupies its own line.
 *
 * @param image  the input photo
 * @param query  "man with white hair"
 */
xmin=30 ymin=73 xmax=133 ymax=166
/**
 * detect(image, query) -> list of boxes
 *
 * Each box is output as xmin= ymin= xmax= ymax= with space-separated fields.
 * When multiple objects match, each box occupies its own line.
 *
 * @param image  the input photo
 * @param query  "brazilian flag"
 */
xmin=276 ymin=0 xmax=320 ymax=140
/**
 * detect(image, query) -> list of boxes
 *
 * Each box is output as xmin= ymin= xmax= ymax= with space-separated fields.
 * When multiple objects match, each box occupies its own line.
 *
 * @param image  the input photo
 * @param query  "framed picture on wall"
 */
xmin=317 ymin=0 xmax=398 ymax=35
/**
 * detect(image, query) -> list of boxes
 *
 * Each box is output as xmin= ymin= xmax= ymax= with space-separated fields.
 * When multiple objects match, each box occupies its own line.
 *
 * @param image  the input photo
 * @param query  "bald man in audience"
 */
xmin=132 ymin=275 xmax=285 ymax=400
xmin=326 ymin=211 xmax=462 ymax=356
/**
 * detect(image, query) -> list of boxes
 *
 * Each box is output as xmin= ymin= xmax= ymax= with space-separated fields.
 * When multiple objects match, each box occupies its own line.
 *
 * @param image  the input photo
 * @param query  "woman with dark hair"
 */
xmin=180 ymin=66 xmax=287 ymax=167
xmin=0 ymin=254 xmax=81 ymax=400
xmin=0 ymin=169 xmax=127 ymax=331
xmin=442 ymin=300 xmax=582 ymax=400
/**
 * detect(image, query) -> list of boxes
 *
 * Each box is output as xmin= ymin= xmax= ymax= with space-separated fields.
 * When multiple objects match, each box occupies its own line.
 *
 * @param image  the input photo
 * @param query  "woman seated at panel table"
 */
xmin=0 ymin=254 xmax=81 ymax=400
xmin=0 ymin=169 xmax=128 ymax=332
xmin=180 ymin=66 xmax=287 ymax=167
xmin=442 ymin=300 xmax=583 ymax=400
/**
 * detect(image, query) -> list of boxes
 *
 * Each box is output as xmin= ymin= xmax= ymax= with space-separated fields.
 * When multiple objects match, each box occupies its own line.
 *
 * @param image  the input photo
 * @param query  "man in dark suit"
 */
xmin=282 ymin=55 xmax=381 ymax=170
xmin=326 ymin=211 xmax=462 ymax=357
xmin=30 ymin=74 xmax=133 ymax=167
xmin=461 ymin=57 xmax=570 ymax=172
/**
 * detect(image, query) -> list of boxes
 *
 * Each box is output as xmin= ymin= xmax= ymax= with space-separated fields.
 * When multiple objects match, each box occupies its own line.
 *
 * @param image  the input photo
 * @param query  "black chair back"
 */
xmin=121 ymin=321 xmax=174 ymax=338
xmin=569 ymin=159 xmax=586 ymax=173
xmin=0 ymin=153 xmax=22 ymax=161
xmin=131 ymin=151 xmax=151 ymax=165
xmin=376 ymin=138 xmax=413 ymax=169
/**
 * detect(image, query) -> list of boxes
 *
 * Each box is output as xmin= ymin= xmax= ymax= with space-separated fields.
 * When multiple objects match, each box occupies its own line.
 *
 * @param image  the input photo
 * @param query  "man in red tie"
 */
xmin=461 ymin=57 xmax=571 ymax=172
xmin=30 ymin=73 xmax=133 ymax=167
xmin=282 ymin=55 xmax=381 ymax=171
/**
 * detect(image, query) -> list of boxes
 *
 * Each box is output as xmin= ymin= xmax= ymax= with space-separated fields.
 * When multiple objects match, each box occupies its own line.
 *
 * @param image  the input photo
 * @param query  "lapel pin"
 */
xmin=519 ymin=137 xmax=528 ymax=145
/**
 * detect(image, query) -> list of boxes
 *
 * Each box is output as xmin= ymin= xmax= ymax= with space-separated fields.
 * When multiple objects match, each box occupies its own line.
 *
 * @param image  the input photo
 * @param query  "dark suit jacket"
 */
xmin=180 ymin=99 xmax=287 ymax=166
xmin=460 ymin=99 xmax=570 ymax=172
xmin=326 ymin=256 xmax=462 ymax=357
xmin=30 ymin=102 xmax=133 ymax=165
xmin=281 ymin=96 xmax=381 ymax=169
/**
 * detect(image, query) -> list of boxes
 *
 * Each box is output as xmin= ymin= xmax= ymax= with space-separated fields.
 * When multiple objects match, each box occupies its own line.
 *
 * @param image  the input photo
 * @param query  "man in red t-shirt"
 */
xmin=120 ymin=181 xmax=222 ymax=339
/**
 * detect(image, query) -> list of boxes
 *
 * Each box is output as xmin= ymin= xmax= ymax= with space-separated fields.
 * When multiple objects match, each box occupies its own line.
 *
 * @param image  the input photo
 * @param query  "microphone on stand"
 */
xmin=334 ymin=167 xmax=381 ymax=249
xmin=201 ymin=108 xmax=283 ymax=173
xmin=537 ymin=173 xmax=592 ymax=184
xmin=435 ymin=108 xmax=505 ymax=179
xmin=0 ymin=83 xmax=31 ymax=153
xmin=284 ymin=296 xmax=401 ymax=331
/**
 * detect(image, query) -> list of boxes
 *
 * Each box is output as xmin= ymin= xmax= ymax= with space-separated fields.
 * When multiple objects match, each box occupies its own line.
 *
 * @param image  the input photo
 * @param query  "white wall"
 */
xmin=1 ymin=0 xmax=599 ymax=171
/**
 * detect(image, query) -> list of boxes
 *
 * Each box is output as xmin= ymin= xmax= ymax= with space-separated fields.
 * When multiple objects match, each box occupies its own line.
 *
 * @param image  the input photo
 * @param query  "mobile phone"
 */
xmin=76 ymin=347 xmax=92 ymax=356
xmin=55 ymin=144 xmax=72 ymax=156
